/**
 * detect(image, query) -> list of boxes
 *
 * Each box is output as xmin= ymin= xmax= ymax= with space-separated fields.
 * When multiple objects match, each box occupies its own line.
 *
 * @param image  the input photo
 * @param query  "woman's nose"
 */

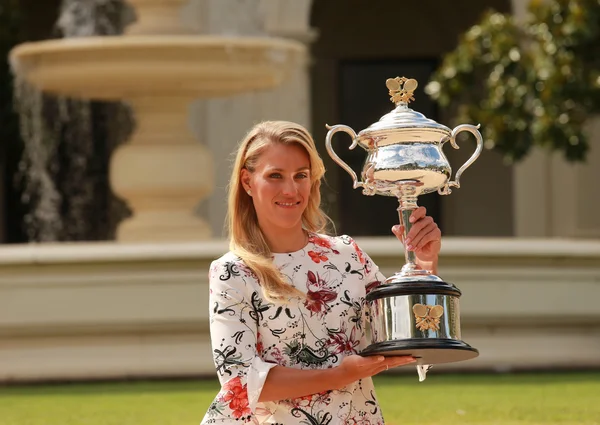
xmin=281 ymin=178 xmax=298 ymax=196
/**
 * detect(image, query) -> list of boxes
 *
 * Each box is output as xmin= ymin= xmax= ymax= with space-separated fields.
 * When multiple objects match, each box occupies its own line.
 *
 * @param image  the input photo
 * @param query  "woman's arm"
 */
xmin=207 ymin=259 xmax=278 ymax=416
xmin=259 ymin=355 xmax=416 ymax=402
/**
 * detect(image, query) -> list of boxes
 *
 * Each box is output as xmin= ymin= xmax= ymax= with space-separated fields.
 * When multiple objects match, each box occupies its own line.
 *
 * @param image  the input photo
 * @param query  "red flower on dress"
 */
xmin=221 ymin=377 xmax=251 ymax=419
xmin=308 ymin=250 xmax=329 ymax=263
xmin=304 ymin=271 xmax=337 ymax=317
xmin=365 ymin=280 xmax=382 ymax=295
xmin=304 ymin=289 xmax=337 ymax=317
xmin=350 ymin=239 xmax=366 ymax=265
xmin=309 ymin=234 xmax=340 ymax=254
xmin=327 ymin=322 xmax=359 ymax=355
xmin=256 ymin=332 xmax=264 ymax=355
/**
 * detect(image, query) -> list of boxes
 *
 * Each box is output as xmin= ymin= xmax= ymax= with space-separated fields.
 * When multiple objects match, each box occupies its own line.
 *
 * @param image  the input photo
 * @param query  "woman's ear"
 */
xmin=240 ymin=168 xmax=252 ymax=193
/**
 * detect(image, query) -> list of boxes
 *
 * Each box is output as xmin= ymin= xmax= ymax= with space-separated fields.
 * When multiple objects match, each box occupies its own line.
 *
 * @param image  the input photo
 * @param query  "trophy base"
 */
xmin=385 ymin=260 xmax=445 ymax=284
xmin=360 ymin=339 xmax=479 ymax=365
xmin=385 ymin=272 xmax=444 ymax=284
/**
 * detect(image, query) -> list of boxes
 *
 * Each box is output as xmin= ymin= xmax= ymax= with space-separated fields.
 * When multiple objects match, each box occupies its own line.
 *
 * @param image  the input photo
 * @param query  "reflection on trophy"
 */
xmin=325 ymin=76 xmax=481 ymax=367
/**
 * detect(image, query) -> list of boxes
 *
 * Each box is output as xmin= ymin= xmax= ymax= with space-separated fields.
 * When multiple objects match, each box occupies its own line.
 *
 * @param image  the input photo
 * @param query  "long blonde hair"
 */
xmin=227 ymin=121 xmax=330 ymax=302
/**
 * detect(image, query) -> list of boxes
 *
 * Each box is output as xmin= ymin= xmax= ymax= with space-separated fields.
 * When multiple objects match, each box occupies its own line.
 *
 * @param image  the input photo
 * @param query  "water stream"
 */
xmin=13 ymin=0 xmax=130 ymax=241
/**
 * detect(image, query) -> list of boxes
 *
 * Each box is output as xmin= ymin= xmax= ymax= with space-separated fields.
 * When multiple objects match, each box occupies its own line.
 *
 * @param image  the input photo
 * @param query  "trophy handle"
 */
xmin=438 ymin=124 xmax=484 ymax=195
xmin=325 ymin=124 xmax=364 ymax=190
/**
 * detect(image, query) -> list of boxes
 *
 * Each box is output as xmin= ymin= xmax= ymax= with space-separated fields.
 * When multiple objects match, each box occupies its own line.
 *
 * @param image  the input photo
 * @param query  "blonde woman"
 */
xmin=201 ymin=121 xmax=442 ymax=424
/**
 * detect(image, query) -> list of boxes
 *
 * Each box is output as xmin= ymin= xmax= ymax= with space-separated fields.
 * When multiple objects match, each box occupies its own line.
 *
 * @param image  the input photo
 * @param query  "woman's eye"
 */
xmin=296 ymin=173 xmax=309 ymax=179
xmin=268 ymin=173 xmax=282 ymax=179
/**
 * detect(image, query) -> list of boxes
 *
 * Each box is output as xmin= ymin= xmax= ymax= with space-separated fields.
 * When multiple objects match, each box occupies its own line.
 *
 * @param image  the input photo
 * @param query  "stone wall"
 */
xmin=1 ymin=238 xmax=599 ymax=382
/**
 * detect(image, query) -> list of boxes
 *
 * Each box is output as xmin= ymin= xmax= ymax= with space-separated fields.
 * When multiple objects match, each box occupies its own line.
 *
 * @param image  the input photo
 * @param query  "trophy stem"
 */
xmin=385 ymin=182 xmax=442 ymax=284
xmin=398 ymin=196 xmax=420 ymax=272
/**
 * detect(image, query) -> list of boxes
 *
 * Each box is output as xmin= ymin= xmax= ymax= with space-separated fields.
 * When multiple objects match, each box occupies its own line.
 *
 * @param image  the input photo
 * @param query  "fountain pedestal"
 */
xmin=111 ymin=96 xmax=213 ymax=241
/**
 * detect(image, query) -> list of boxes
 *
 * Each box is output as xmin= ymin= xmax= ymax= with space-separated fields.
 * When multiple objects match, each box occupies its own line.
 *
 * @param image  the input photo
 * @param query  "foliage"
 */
xmin=426 ymin=0 xmax=600 ymax=163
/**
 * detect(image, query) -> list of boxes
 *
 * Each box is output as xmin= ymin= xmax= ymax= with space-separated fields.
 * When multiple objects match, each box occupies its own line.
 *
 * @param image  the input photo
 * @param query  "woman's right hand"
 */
xmin=336 ymin=354 xmax=416 ymax=386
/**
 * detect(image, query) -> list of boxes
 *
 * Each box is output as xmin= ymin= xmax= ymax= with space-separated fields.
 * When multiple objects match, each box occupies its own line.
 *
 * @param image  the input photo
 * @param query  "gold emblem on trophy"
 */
xmin=413 ymin=304 xmax=444 ymax=332
xmin=386 ymin=77 xmax=418 ymax=104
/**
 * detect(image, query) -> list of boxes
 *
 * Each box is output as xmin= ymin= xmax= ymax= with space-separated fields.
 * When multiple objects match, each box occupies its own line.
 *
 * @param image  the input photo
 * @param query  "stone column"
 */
xmin=186 ymin=0 xmax=315 ymax=237
xmin=511 ymin=0 xmax=600 ymax=238
xmin=547 ymin=117 xmax=600 ymax=238
xmin=511 ymin=0 xmax=553 ymax=237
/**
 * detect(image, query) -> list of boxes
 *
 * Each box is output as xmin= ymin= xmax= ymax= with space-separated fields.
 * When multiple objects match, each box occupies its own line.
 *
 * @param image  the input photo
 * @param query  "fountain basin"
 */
xmin=9 ymin=35 xmax=305 ymax=100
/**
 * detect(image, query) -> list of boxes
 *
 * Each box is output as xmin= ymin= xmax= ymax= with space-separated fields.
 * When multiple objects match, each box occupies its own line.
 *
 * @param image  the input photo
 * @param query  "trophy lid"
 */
xmin=359 ymin=77 xmax=451 ymax=136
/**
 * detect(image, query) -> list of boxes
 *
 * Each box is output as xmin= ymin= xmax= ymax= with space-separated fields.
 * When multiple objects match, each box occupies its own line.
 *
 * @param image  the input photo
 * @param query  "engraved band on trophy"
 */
xmin=325 ymin=77 xmax=481 ymax=366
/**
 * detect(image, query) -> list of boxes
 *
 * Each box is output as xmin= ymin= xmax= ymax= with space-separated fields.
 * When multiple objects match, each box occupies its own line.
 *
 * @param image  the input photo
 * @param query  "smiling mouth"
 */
xmin=275 ymin=201 xmax=301 ymax=207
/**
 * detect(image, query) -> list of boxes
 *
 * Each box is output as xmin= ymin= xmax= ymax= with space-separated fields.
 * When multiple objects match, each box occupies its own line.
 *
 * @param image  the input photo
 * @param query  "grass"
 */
xmin=0 ymin=372 xmax=599 ymax=425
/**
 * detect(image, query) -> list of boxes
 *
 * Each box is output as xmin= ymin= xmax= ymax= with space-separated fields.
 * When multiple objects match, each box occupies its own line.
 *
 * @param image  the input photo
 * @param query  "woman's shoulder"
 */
xmin=211 ymin=251 xmax=241 ymax=266
xmin=210 ymin=251 xmax=240 ymax=271
xmin=209 ymin=252 xmax=257 ymax=282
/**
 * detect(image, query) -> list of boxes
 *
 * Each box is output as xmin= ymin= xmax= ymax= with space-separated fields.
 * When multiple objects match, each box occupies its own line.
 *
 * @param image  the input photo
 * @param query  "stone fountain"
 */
xmin=9 ymin=0 xmax=305 ymax=242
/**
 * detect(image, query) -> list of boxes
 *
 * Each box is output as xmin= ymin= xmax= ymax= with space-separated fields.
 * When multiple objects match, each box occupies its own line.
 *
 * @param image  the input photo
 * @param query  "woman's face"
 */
xmin=241 ymin=143 xmax=312 ymax=234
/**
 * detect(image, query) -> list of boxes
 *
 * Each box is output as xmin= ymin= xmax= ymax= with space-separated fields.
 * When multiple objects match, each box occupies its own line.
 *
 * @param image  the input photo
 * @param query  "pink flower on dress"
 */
xmin=284 ymin=390 xmax=332 ymax=411
xmin=238 ymin=262 xmax=258 ymax=279
xmin=270 ymin=347 xmax=286 ymax=365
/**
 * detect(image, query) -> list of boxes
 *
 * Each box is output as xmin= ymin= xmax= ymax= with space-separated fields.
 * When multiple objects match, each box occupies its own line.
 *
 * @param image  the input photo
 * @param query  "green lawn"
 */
xmin=1 ymin=373 xmax=599 ymax=425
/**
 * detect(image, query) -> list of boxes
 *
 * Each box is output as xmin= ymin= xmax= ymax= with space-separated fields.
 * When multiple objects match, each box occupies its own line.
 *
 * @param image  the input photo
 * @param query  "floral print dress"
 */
xmin=201 ymin=233 xmax=387 ymax=425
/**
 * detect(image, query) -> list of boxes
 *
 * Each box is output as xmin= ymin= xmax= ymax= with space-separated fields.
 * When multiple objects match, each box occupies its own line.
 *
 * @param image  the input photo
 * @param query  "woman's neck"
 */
xmin=261 ymin=225 xmax=308 ymax=254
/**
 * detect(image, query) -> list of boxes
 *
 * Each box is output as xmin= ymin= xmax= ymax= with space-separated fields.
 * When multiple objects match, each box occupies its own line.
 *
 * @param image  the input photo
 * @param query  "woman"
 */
xmin=201 ymin=121 xmax=442 ymax=424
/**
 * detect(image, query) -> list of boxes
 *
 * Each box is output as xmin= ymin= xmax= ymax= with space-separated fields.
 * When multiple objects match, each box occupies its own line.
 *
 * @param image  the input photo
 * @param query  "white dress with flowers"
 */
xmin=201 ymin=233 xmax=387 ymax=425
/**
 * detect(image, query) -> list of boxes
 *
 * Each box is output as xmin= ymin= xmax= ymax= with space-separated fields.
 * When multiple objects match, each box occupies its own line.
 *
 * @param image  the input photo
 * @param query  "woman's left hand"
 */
xmin=392 ymin=206 xmax=441 ymax=263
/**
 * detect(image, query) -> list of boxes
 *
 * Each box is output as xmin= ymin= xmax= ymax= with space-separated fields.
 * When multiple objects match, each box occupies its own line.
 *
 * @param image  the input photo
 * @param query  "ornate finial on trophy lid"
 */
xmin=386 ymin=77 xmax=418 ymax=105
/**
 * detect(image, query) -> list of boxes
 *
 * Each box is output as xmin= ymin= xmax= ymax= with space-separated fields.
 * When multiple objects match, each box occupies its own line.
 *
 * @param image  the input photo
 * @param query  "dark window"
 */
xmin=328 ymin=59 xmax=442 ymax=236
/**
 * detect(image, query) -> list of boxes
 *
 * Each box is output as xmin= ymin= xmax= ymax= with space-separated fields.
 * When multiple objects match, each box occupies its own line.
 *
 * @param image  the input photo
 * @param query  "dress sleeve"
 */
xmin=207 ymin=258 xmax=277 ymax=417
xmin=347 ymin=237 xmax=387 ymax=294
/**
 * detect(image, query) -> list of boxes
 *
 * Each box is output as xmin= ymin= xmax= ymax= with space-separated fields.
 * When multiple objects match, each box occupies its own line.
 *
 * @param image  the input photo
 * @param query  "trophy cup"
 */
xmin=325 ymin=76 xmax=481 ymax=366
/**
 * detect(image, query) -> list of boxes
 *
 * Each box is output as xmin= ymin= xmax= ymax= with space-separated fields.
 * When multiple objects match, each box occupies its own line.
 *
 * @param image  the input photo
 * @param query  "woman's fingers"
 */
xmin=409 ymin=207 xmax=427 ymax=223
xmin=380 ymin=356 xmax=417 ymax=372
xmin=370 ymin=356 xmax=417 ymax=377
xmin=353 ymin=355 xmax=385 ymax=368
xmin=405 ymin=216 xmax=434 ymax=248
xmin=409 ymin=221 xmax=440 ymax=250
xmin=394 ymin=207 xmax=441 ymax=252
xmin=414 ymin=227 xmax=441 ymax=252
xmin=388 ymin=356 xmax=417 ymax=367
xmin=391 ymin=225 xmax=405 ymax=242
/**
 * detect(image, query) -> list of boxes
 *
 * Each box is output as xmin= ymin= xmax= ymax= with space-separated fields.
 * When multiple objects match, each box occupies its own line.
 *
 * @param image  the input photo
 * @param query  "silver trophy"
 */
xmin=325 ymin=77 xmax=481 ymax=365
